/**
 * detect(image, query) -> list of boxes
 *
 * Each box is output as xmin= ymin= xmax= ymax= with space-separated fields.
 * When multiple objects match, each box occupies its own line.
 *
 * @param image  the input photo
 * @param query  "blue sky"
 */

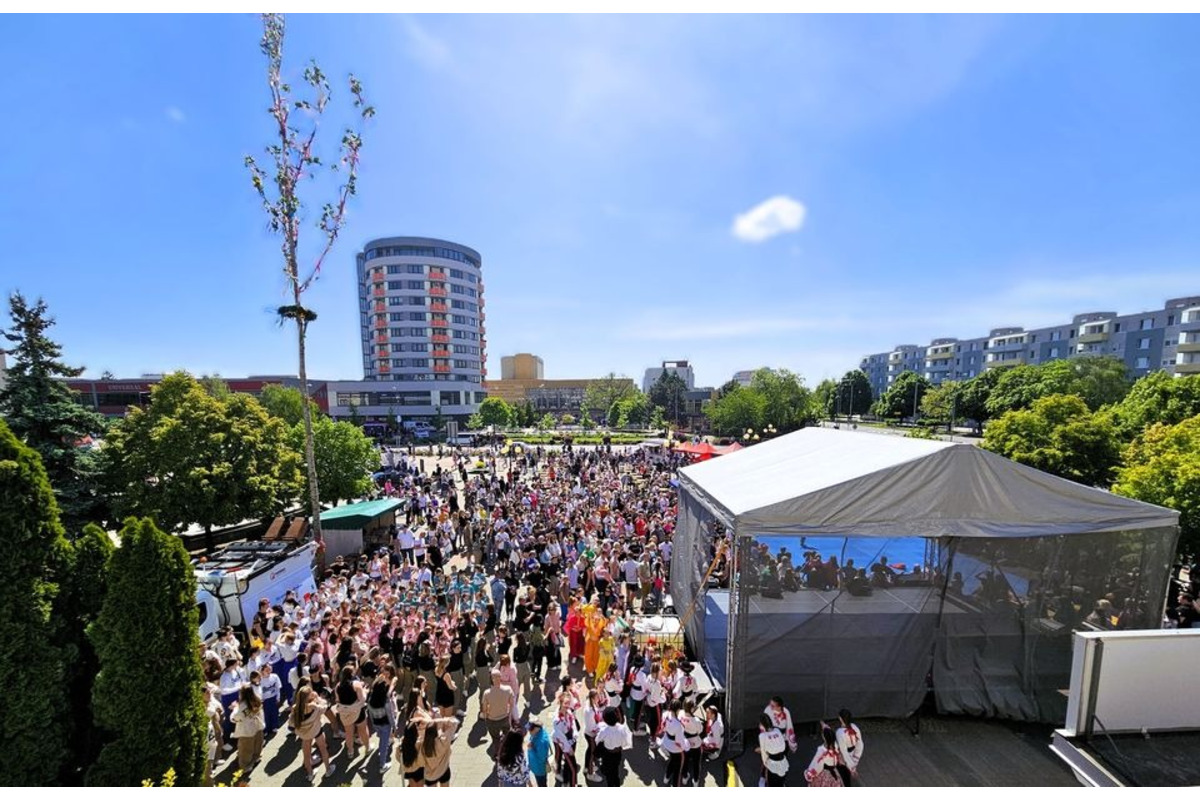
xmin=2 ymin=14 xmax=1199 ymax=388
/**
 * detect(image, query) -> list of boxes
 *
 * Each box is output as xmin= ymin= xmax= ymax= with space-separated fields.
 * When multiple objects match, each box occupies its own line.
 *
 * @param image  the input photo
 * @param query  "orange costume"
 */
xmin=583 ymin=607 xmax=605 ymax=676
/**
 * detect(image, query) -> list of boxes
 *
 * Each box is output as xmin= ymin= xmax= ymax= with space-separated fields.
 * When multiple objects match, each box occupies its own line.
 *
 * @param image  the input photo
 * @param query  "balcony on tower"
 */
xmin=430 ymin=301 xmax=449 ymax=313
xmin=987 ymin=327 xmax=1028 ymax=353
xmin=428 ymin=269 xmax=447 ymax=280
xmin=433 ymin=364 xmax=451 ymax=374
xmin=431 ymin=317 xmax=449 ymax=328
xmin=1178 ymin=329 xmax=1200 ymax=355
xmin=1179 ymin=306 xmax=1200 ymax=335
xmin=374 ymin=301 xmax=386 ymax=313
xmin=373 ymin=286 xmax=386 ymax=298
xmin=431 ymin=333 xmax=450 ymax=344
xmin=432 ymin=349 xmax=451 ymax=358
xmin=1077 ymin=318 xmax=1114 ymax=344
xmin=429 ymin=285 xmax=447 ymax=297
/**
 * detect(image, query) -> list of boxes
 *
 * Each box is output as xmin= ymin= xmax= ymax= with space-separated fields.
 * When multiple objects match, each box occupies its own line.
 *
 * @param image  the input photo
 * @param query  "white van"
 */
xmin=403 ymin=420 xmax=435 ymax=439
xmin=195 ymin=540 xmax=317 ymax=641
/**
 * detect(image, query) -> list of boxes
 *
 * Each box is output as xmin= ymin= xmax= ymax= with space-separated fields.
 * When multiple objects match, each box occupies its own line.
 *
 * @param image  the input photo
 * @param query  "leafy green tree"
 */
xmin=581 ymin=373 xmax=637 ymax=421
xmin=88 ymin=518 xmax=207 ymax=786
xmin=717 ymin=379 xmax=742 ymax=400
xmin=834 ymin=370 xmax=873 ymax=418
xmin=987 ymin=356 xmax=1130 ymax=417
xmin=291 ymin=416 xmax=380 ymax=505
xmin=813 ymin=378 xmax=838 ymax=420
xmin=873 ymin=370 xmax=930 ymax=420
xmin=0 ymin=418 xmax=71 ymax=785
xmin=245 ymin=12 xmax=373 ymax=546
xmin=259 ymin=383 xmax=321 ymax=427
xmin=560 ymin=413 xmax=576 ymax=426
xmin=1113 ymin=415 xmax=1200 ymax=559
xmin=750 ymin=368 xmax=815 ymax=431
xmin=102 ymin=372 xmax=301 ymax=535
xmin=649 ymin=406 xmax=666 ymax=431
xmin=347 ymin=402 xmax=363 ymax=428
xmin=477 ymin=397 xmax=515 ymax=429
xmin=982 ymin=394 xmax=1121 ymax=487
xmin=537 ymin=413 xmax=556 ymax=431
xmin=0 ymin=292 xmax=109 ymax=534
xmin=1109 ymin=371 xmax=1200 ymax=441
xmin=921 ymin=380 xmax=962 ymax=425
xmin=55 ymin=523 xmax=115 ymax=779
xmin=649 ymin=372 xmax=688 ymax=424
xmin=467 ymin=412 xmax=484 ymax=430
xmin=956 ymin=367 xmax=1004 ymax=432
xmin=610 ymin=393 xmax=652 ymax=428
xmin=704 ymin=385 xmax=766 ymax=436
xmin=199 ymin=374 xmax=231 ymax=399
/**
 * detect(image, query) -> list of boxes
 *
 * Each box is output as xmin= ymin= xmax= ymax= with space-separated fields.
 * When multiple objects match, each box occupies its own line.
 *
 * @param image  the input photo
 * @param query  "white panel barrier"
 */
xmin=1063 ymin=629 xmax=1200 ymax=736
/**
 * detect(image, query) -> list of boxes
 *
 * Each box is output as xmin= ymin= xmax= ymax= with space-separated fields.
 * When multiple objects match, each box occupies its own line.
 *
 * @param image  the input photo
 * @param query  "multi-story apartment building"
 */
xmin=347 ymin=236 xmax=487 ymax=423
xmin=858 ymin=295 xmax=1200 ymax=398
xmin=643 ymin=359 xmax=695 ymax=393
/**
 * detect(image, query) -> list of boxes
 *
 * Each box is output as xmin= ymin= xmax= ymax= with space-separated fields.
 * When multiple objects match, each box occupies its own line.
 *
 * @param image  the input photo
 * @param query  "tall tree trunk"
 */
xmin=296 ymin=313 xmax=323 ymax=543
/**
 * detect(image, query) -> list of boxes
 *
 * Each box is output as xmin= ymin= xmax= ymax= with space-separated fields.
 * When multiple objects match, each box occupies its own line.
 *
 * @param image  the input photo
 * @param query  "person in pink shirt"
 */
xmin=495 ymin=653 xmax=520 ymax=722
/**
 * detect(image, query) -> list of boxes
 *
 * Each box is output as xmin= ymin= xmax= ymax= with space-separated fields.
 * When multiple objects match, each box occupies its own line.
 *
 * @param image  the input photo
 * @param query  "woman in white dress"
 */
xmin=805 ymin=727 xmax=845 ymax=787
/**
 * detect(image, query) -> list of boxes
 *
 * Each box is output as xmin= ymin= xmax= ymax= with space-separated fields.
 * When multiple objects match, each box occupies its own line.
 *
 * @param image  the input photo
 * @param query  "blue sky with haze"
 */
xmin=2 ymin=14 xmax=1198 ymax=388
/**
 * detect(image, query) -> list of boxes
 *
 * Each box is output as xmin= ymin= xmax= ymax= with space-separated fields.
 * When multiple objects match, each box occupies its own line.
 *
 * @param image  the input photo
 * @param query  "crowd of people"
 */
xmin=198 ymin=442 xmax=868 ymax=787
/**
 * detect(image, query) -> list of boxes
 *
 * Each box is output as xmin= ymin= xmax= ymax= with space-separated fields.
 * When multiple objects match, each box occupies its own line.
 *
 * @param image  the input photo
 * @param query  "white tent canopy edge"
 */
xmin=677 ymin=427 xmax=1178 ymax=539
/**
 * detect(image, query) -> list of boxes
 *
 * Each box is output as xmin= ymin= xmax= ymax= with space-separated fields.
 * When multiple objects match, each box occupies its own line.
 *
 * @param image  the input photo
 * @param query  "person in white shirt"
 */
xmin=581 ymin=690 xmax=606 ymax=782
xmin=701 ymin=705 xmax=725 ymax=761
xmin=218 ymin=659 xmax=244 ymax=748
xmin=643 ymin=665 xmax=667 ymax=737
xmin=552 ymin=702 xmax=580 ymax=786
xmin=834 ymin=708 xmax=863 ymax=786
xmin=259 ymin=663 xmax=283 ymax=736
xmin=595 ymin=707 xmax=632 ymax=786
xmin=757 ymin=713 xmax=790 ymax=787
xmin=659 ymin=701 xmax=689 ymax=786
xmin=681 ymin=700 xmax=705 ymax=786
xmin=397 ymin=527 xmax=415 ymax=564
xmin=805 ymin=727 xmax=844 ymax=787
xmin=764 ymin=696 xmax=798 ymax=752
xmin=627 ymin=657 xmax=648 ymax=733
xmin=602 ymin=663 xmax=624 ymax=710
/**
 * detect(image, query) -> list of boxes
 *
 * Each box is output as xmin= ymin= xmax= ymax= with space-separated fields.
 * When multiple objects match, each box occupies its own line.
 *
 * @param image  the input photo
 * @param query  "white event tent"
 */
xmin=672 ymin=427 xmax=1178 ymax=728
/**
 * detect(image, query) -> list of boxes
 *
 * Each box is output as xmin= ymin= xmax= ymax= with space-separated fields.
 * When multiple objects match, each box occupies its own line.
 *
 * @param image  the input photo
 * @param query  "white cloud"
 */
xmin=164 ymin=106 xmax=185 ymax=124
xmin=732 ymin=195 xmax=807 ymax=243
xmin=402 ymin=17 xmax=451 ymax=71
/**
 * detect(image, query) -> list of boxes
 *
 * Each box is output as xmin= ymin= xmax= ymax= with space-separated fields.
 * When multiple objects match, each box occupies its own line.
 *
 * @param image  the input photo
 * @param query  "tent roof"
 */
xmin=319 ymin=498 xmax=403 ymax=531
xmin=678 ymin=427 xmax=1178 ymax=538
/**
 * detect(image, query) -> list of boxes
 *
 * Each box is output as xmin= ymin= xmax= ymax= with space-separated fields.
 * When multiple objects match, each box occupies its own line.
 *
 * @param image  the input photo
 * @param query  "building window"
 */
xmin=1135 ymin=357 xmax=1150 ymax=369
xmin=406 ymin=280 xmax=424 ymax=290
xmin=1168 ymin=314 xmax=1175 ymax=326
xmin=1139 ymin=337 xmax=1151 ymax=350
xmin=407 ymin=264 xmax=424 ymax=274
xmin=1114 ymin=322 xmax=1121 ymax=333
xmin=1049 ymin=347 xmax=1059 ymax=358
xmin=1141 ymin=318 xmax=1154 ymax=330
